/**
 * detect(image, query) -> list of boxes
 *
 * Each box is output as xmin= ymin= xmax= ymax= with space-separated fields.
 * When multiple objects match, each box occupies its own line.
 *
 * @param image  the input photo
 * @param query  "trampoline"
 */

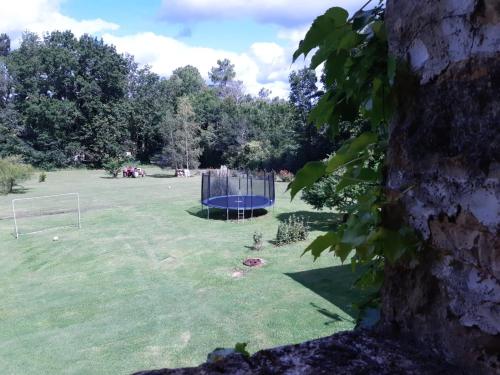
xmin=201 ymin=169 xmax=275 ymax=220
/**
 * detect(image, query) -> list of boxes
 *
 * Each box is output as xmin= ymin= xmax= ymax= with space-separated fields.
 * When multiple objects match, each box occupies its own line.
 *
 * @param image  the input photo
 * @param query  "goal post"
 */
xmin=12 ymin=193 xmax=81 ymax=238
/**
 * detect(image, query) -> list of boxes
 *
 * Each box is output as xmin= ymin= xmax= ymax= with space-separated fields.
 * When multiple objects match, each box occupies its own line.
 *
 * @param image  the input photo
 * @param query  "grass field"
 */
xmin=0 ymin=168 xmax=366 ymax=374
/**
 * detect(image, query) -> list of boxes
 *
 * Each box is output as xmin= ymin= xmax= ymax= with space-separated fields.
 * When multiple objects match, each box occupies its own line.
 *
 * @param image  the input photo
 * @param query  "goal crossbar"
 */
xmin=12 ymin=192 xmax=81 ymax=238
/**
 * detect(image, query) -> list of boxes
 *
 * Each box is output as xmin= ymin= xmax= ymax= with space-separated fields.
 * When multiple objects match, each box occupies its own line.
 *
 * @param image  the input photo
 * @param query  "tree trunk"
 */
xmin=382 ymin=1 xmax=500 ymax=373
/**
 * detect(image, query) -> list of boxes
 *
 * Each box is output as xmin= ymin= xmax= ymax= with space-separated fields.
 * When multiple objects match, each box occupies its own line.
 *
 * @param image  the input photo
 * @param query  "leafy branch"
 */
xmin=289 ymin=3 xmax=421 ymax=292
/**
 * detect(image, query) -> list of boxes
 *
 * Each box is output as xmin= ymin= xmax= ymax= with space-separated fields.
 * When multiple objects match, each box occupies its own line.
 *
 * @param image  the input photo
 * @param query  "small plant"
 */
xmin=275 ymin=215 xmax=309 ymax=246
xmin=252 ymin=231 xmax=263 ymax=250
xmin=278 ymin=169 xmax=294 ymax=182
xmin=39 ymin=171 xmax=47 ymax=183
xmin=234 ymin=342 xmax=250 ymax=358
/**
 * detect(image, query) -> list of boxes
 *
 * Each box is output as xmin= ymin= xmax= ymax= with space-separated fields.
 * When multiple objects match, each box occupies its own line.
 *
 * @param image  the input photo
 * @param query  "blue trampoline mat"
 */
xmin=202 ymin=195 xmax=273 ymax=210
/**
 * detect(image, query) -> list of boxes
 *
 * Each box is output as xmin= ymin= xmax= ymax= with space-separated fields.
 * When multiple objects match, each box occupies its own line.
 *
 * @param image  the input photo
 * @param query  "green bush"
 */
xmin=39 ymin=171 xmax=47 ymax=182
xmin=103 ymin=157 xmax=126 ymax=178
xmin=0 ymin=156 xmax=34 ymax=194
xmin=301 ymin=173 xmax=369 ymax=213
xmin=275 ymin=215 xmax=309 ymax=246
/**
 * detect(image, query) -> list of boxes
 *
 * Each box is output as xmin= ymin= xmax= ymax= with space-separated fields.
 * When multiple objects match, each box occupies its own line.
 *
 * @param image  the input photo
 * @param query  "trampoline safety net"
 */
xmin=201 ymin=170 xmax=275 ymax=211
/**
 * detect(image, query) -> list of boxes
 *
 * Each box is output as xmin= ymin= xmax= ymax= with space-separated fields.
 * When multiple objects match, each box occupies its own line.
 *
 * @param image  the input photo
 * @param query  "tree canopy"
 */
xmin=0 ymin=30 xmax=339 ymax=172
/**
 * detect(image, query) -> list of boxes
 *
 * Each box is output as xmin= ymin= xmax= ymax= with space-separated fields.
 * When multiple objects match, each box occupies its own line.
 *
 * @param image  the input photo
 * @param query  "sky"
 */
xmin=1 ymin=0 xmax=368 ymax=98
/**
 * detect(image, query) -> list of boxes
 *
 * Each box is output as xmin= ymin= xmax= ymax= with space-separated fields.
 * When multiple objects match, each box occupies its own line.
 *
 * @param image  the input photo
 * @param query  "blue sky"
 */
xmin=2 ymin=0 xmax=367 ymax=97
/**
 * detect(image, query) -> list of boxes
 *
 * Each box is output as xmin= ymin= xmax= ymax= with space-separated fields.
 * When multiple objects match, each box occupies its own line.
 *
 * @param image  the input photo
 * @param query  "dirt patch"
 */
xmin=243 ymin=258 xmax=264 ymax=267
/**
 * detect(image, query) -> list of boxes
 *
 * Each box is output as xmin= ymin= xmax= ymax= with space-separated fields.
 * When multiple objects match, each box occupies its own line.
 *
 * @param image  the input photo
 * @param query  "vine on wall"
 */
xmin=289 ymin=2 xmax=421 ymax=292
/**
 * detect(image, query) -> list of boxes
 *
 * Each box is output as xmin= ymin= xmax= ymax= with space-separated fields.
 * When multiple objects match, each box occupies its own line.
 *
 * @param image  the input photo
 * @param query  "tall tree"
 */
xmin=381 ymin=1 xmax=500 ymax=372
xmin=127 ymin=65 xmax=167 ymax=161
xmin=209 ymin=58 xmax=236 ymax=87
xmin=291 ymin=3 xmax=499 ymax=374
xmin=0 ymin=34 xmax=10 ymax=57
xmin=289 ymin=68 xmax=332 ymax=169
xmin=157 ymin=96 xmax=201 ymax=170
xmin=209 ymin=58 xmax=243 ymax=99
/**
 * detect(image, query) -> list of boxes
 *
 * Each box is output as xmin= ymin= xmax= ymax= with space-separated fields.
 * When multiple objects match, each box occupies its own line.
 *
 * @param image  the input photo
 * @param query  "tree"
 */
xmin=289 ymin=68 xmax=333 ymax=168
xmin=209 ymin=58 xmax=236 ymax=88
xmin=291 ymin=2 xmax=499 ymax=373
xmin=157 ymin=97 xmax=201 ymax=170
xmin=209 ymin=59 xmax=244 ymax=99
xmin=0 ymin=34 xmax=10 ymax=57
xmin=381 ymin=1 xmax=500 ymax=372
xmin=103 ymin=156 xmax=126 ymax=178
xmin=176 ymin=96 xmax=201 ymax=169
xmin=127 ymin=65 xmax=168 ymax=161
xmin=171 ymin=65 xmax=205 ymax=97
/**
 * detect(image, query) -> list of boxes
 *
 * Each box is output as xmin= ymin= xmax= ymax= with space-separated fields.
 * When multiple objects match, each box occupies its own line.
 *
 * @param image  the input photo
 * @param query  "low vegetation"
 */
xmin=0 ymin=168 xmax=370 ymax=373
xmin=0 ymin=156 xmax=33 ymax=194
xmin=275 ymin=215 xmax=309 ymax=246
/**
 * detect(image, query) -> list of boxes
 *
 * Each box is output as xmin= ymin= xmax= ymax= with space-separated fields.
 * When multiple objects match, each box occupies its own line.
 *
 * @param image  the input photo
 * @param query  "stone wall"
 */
xmin=134 ymin=330 xmax=462 ymax=375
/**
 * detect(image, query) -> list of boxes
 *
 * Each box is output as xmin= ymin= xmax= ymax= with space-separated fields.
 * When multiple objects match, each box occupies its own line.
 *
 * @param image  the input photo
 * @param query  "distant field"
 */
xmin=0 ymin=168 xmax=366 ymax=374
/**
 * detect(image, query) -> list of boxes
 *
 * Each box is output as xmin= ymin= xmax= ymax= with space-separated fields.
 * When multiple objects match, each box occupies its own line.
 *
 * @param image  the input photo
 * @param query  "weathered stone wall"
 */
xmin=383 ymin=1 xmax=500 ymax=373
xmin=134 ymin=330 xmax=462 ymax=375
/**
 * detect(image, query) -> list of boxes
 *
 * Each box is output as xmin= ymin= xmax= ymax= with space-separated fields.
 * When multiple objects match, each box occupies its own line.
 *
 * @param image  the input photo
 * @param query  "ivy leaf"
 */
xmin=309 ymin=93 xmax=335 ymax=128
xmin=326 ymin=132 xmax=377 ymax=173
xmin=288 ymin=161 xmax=326 ymax=200
xmin=374 ymin=228 xmax=409 ymax=263
xmin=303 ymin=231 xmax=338 ymax=260
xmin=293 ymin=7 xmax=349 ymax=61
xmin=334 ymin=242 xmax=353 ymax=263
xmin=336 ymin=167 xmax=380 ymax=192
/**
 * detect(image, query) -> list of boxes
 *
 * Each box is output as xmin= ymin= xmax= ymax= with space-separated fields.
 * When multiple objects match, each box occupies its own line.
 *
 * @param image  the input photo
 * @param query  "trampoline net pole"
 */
xmin=226 ymin=172 xmax=229 ymax=221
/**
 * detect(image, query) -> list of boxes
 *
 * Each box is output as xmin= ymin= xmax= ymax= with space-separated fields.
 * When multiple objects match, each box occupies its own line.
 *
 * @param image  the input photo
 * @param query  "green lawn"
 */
xmin=0 ymin=168 xmax=365 ymax=374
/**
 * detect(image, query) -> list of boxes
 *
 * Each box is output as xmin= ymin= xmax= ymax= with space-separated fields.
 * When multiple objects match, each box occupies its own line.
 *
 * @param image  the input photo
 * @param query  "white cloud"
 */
xmin=1 ymin=0 xmax=346 ymax=98
xmin=0 ymin=0 xmax=118 ymax=39
xmin=103 ymin=32 xmax=294 ymax=98
xmin=159 ymin=0 xmax=367 ymax=26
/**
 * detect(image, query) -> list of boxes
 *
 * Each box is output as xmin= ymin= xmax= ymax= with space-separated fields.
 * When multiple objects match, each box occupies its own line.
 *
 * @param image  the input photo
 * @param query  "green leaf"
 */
xmin=309 ymin=93 xmax=335 ymax=129
xmin=326 ymin=132 xmax=377 ymax=173
xmin=303 ymin=231 xmax=338 ymax=260
xmin=374 ymin=228 xmax=411 ymax=263
xmin=293 ymin=7 xmax=349 ymax=61
xmin=334 ymin=242 xmax=353 ymax=263
xmin=288 ymin=161 xmax=326 ymax=200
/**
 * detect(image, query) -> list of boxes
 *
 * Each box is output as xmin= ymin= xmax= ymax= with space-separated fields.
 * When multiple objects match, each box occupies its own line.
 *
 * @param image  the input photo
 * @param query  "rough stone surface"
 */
xmin=133 ymin=330 xmax=462 ymax=375
xmin=384 ymin=1 xmax=500 ymax=374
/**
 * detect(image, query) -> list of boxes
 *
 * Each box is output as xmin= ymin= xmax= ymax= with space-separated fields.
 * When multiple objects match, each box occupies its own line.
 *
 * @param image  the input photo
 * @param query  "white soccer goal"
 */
xmin=12 ymin=193 xmax=81 ymax=238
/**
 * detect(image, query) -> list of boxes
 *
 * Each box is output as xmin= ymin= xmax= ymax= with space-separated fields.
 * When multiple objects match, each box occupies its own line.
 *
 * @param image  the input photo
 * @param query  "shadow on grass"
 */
xmin=309 ymin=302 xmax=349 ymax=325
xmin=186 ymin=206 xmax=269 ymax=221
xmin=285 ymin=264 xmax=372 ymax=320
xmin=10 ymin=186 xmax=31 ymax=194
xmin=276 ymin=210 xmax=343 ymax=232
xmin=147 ymin=173 xmax=176 ymax=178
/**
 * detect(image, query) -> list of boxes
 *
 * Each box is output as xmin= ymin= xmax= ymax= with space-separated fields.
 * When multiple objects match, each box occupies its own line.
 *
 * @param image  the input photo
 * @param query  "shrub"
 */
xmin=278 ymin=169 xmax=294 ymax=182
xmin=252 ymin=231 xmax=264 ymax=250
xmin=275 ymin=215 xmax=309 ymax=246
xmin=301 ymin=173 xmax=369 ymax=213
xmin=103 ymin=157 xmax=126 ymax=178
xmin=0 ymin=156 xmax=34 ymax=194
xmin=39 ymin=171 xmax=47 ymax=183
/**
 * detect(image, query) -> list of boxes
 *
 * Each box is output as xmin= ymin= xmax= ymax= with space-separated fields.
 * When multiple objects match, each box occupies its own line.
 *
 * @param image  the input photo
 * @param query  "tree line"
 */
xmin=0 ymin=31 xmax=336 ymax=172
